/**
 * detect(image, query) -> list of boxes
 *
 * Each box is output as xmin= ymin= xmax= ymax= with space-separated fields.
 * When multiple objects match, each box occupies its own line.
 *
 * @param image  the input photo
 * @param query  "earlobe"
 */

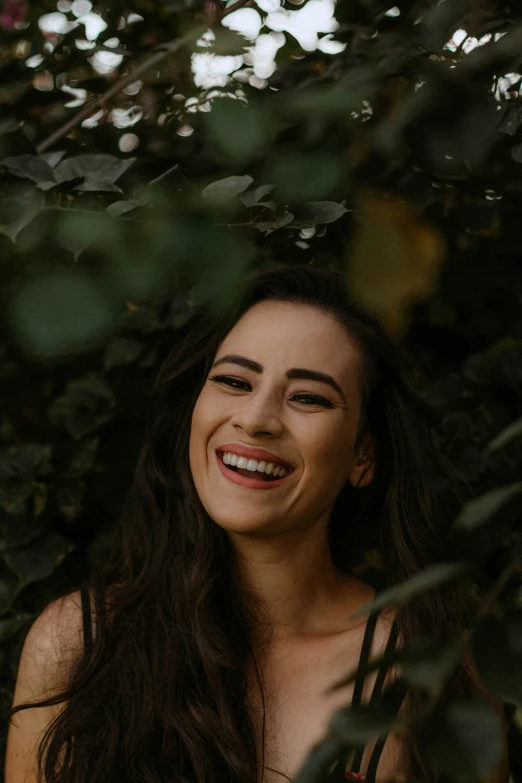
xmin=350 ymin=434 xmax=374 ymax=489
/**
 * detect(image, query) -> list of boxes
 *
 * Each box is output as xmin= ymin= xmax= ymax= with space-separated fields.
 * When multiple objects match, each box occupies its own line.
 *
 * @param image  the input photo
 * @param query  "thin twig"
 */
xmin=36 ymin=0 xmax=254 ymax=155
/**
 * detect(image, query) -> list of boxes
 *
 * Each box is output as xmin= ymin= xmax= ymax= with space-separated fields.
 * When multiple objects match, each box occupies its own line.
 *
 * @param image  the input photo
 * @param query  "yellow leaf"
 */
xmin=347 ymin=190 xmax=446 ymax=338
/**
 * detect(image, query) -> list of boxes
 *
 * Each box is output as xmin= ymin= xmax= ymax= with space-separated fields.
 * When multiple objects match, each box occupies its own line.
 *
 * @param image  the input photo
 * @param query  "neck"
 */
xmin=229 ymin=513 xmax=361 ymax=643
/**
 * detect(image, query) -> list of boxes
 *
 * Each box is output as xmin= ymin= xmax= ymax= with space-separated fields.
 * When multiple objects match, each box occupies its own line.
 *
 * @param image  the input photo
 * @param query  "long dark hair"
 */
xmin=9 ymin=264 xmax=486 ymax=783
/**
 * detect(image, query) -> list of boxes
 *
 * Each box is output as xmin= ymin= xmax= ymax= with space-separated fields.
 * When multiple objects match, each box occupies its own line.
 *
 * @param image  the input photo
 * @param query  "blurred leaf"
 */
xmin=454 ymin=482 xmax=522 ymax=530
xmin=282 ymin=83 xmax=367 ymax=117
xmin=472 ymin=615 xmax=522 ymax=706
xmin=347 ymin=191 xmax=446 ymax=337
xmin=266 ymin=153 xmax=341 ymax=203
xmin=0 ymin=613 xmax=32 ymax=643
xmin=62 ymin=437 xmax=100 ymax=478
xmin=419 ymin=0 xmax=470 ymax=52
xmin=4 ymin=534 xmax=71 ymax=586
xmin=328 ymin=704 xmax=397 ymax=745
xmin=0 ymin=479 xmax=36 ymax=515
xmin=290 ymin=201 xmax=350 ymax=228
xmin=55 ymin=479 xmax=86 ymax=520
xmin=206 ymin=26 xmax=250 ymax=55
xmin=0 ymin=569 xmax=22 ymax=615
xmin=201 ymin=174 xmax=254 ymax=202
xmin=106 ymin=199 xmax=142 ymax=217
xmin=0 ymin=190 xmax=44 ymax=242
xmin=7 ymin=271 xmax=117 ymax=358
xmin=292 ymin=737 xmax=346 ymax=783
xmin=0 ymin=511 xmax=45 ymax=552
xmin=104 ymin=336 xmax=144 ymax=370
xmin=0 ymin=444 xmax=52 ymax=481
xmin=2 ymin=155 xmax=54 ymax=184
xmin=32 ymin=482 xmax=48 ymax=518
xmin=490 ymin=418 xmax=522 ymax=451
xmin=204 ymin=98 xmax=266 ymax=164
xmin=499 ymin=107 xmax=522 ymax=136
xmin=401 ymin=637 xmax=462 ymax=694
xmin=421 ymin=699 xmax=504 ymax=779
xmin=357 ymin=563 xmax=467 ymax=615
xmin=47 ymin=372 xmax=115 ymax=440
xmin=53 ymin=154 xmax=136 ymax=192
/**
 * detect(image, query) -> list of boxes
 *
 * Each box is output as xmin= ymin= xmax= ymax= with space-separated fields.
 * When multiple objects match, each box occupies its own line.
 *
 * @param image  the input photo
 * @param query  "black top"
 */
xmin=79 ymin=585 xmax=405 ymax=783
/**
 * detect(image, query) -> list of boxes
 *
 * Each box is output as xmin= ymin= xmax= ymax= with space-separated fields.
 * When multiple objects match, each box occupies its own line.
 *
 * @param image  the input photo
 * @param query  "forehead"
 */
xmin=218 ymin=300 xmax=362 ymax=390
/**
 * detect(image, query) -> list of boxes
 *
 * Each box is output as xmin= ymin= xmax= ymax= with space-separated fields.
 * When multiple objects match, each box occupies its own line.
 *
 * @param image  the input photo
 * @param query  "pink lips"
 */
xmin=215 ymin=452 xmax=293 ymax=490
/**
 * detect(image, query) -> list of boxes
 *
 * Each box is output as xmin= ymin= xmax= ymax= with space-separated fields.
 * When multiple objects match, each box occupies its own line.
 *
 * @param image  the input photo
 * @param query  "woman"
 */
xmin=5 ymin=265 xmax=507 ymax=783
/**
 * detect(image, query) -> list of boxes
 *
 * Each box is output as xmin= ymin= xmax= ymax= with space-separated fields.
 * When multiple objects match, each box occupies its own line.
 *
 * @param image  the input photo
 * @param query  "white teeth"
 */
xmin=219 ymin=452 xmax=289 ymax=478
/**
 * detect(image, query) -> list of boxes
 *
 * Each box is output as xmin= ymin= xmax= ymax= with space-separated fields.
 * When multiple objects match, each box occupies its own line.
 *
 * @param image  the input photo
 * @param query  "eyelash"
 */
xmin=207 ymin=374 xmax=335 ymax=409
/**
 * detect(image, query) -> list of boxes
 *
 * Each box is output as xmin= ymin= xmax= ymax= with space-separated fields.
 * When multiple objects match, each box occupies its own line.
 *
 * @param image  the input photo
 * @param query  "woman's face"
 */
xmin=189 ymin=300 xmax=373 ymax=538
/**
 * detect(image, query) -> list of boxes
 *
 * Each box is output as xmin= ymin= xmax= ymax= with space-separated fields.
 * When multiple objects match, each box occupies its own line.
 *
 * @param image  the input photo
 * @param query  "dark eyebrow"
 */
xmin=210 ymin=354 xmax=346 ymax=402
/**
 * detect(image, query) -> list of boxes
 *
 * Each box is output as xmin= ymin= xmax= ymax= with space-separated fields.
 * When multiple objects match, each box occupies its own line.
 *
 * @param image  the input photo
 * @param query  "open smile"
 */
xmin=215 ymin=452 xmax=294 ymax=490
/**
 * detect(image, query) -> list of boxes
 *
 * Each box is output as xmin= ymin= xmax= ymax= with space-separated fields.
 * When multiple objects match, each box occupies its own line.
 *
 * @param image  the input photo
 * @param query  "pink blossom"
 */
xmin=0 ymin=0 xmax=28 ymax=31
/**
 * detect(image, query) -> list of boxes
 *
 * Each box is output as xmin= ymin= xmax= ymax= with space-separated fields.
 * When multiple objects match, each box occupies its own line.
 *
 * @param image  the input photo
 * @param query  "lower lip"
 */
xmin=216 ymin=453 xmax=293 ymax=490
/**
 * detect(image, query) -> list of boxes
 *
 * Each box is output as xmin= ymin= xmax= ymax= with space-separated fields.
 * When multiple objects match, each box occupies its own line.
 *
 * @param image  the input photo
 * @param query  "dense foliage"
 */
xmin=1 ymin=0 xmax=522 ymax=780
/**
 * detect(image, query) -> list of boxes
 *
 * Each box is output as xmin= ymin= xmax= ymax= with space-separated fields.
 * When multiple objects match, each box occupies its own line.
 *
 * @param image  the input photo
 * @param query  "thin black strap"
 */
xmin=369 ymin=617 xmax=399 ymax=707
xmin=327 ymin=611 xmax=381 ymax=779
xmin=366 ymin=681 xmax=408 ymax=781
xmin=351 ymin=611 xmax=380 ymax=710
xmin=350 ymin=616 xmax=400 ymax=776
xmin=80 ymin=584 xmax=93 ymax=658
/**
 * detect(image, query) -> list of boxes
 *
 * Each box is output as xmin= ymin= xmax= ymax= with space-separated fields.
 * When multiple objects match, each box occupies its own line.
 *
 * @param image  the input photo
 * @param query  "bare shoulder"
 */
xmin=4 ymin=590 xmax=87 ymax=783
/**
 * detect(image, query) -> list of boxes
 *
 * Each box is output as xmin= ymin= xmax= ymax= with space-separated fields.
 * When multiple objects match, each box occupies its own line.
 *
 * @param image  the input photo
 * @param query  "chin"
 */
xmin=207 ymin=507 xmax=284 ymax=539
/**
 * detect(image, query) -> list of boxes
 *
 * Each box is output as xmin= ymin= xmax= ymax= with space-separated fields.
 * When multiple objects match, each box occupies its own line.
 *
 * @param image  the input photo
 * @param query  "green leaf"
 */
xmin=104 ymin=336 xmax=144 ymax=370
xmin=454 ymin=482 xmax=522 ymax=530
xmin=205 ymin=26 xmax=250 ymax=55
xmin=201 ymin=174 xmax=254 ymax=202
xmin=53 ymin=154 xmax=136 ymax=192
xmin=290 ymin=201 xmax=350 ymax=228
xmin=266 ymin=153 xmax=341 ymax=203
xmin=47 ymin=372 xmax=115 ymax=440
xmin=57 ymin=209 xmax=123 ymax=259
xmin=204 ymin=98 xmax=266 ymax=164
xmin=490 ymin=418 xmax=522 ymax=451
xmin=2 ymin=154 xmax=54 ymax=184
xmin=4 ymin=533 xmax=71 ymax=586
xmin=7 ymin=270 xmax=117 ymax=358
xmin=0 ymin=191 xmax=44 ymax=242
xmin=254 ymin=212 xmax=294 ymax=234
xmin=421 ymin=699 xmax=504 ymax=779
xmin=357 ymin=563 xmax=468 ymax=616
xmin=240 ymin=183 xmax=276 ymax=208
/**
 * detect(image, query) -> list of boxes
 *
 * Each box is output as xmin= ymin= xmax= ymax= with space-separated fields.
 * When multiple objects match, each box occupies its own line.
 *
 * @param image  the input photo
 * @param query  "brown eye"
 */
xmin=292 ymin=394 xmax=334 ymax=409
xmin=208 ymin=375 xmax=251 ymax=391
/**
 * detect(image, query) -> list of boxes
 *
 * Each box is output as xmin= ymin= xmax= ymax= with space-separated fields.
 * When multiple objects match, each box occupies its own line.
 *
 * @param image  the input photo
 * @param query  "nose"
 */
xmin=230 ymin=389 xmax=284 ymax=439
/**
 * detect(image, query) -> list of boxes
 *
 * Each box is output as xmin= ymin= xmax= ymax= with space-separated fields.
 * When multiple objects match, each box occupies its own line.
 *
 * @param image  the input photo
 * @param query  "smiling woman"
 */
xmin=5 ymin=266 xmax=507 ymax=783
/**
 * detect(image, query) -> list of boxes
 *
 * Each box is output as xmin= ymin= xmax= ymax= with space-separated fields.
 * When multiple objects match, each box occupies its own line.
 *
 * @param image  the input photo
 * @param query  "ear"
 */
xmin=348 ymin=433 xmax=374 ymax=489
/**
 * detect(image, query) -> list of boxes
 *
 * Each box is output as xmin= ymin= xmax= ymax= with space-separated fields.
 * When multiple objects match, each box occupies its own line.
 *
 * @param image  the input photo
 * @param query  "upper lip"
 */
xmin=216 ymin=444 xmax=295 ymax=471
